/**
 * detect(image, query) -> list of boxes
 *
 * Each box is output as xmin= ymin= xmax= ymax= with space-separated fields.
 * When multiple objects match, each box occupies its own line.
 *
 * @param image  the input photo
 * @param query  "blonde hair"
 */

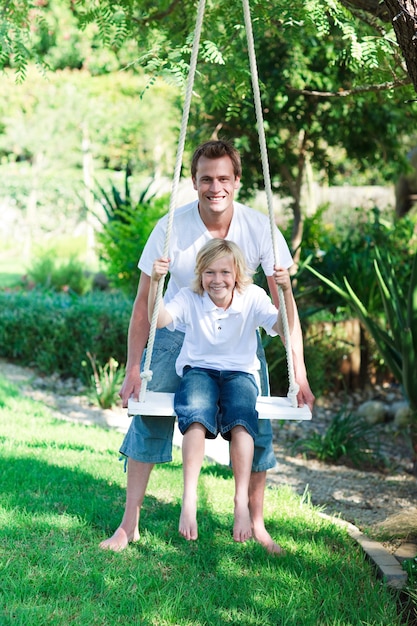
xmin=192 ymin=239 xmax=253 ymax=296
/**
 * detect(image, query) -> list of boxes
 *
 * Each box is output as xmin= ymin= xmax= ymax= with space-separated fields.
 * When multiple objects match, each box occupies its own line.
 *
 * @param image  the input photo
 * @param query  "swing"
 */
xmin=128 ymin=0 xmax=312 ymax=422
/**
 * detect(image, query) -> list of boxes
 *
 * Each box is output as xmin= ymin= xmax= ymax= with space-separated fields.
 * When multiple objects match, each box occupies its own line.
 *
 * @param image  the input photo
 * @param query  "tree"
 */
xmin=342 ymin=0 xmax=417 ymax=93
xmin=181 ymin=2 xmax=416 ymax=253
xmin=3 ymin=0 xmax=417 ymax=253
xmin=2 ymin=1 xmax=416 ymax=90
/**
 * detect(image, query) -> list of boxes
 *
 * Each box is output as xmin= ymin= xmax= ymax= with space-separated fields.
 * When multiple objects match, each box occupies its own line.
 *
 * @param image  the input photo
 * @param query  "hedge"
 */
xmin=0 ymin=290 xmax=132 ymax=380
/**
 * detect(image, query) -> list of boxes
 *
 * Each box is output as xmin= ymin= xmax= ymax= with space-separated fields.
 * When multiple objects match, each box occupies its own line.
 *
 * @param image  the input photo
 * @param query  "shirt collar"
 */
xmin=202 ymin=289 xmax=243 ymax=313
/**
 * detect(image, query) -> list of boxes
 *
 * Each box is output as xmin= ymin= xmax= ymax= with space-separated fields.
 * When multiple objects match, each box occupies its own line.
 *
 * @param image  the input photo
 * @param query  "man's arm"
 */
xmin=119 ymin=272 xmax=151 ymax=407
xmin=266 ymin=275 xmax=315 ymax=411
xmin=270 ymin=267 xmax=295 ymax=337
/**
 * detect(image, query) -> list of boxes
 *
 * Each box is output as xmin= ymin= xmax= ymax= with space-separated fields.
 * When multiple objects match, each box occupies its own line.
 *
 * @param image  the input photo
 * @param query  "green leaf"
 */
xmin=408 ymin=252 xmax=417 ymax=343
xmin=343 ymin=285 xmax=403 ymax=381
xmin=306 ymin=261 xmax=404 ymax=382
xmin=374 ymin=249 xmax=406 ymax=331
xmin=402 ymin=328 xmax=417 ymax=409
xmin=305 ymin=265 xmax=350 ymax=300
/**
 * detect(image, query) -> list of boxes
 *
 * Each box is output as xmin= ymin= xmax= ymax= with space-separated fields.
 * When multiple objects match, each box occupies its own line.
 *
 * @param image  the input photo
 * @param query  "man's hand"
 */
xmin=119 ymin=365 xmax=142 ymax=408
xmin=296 ymin=377 xmax=315 ymax=412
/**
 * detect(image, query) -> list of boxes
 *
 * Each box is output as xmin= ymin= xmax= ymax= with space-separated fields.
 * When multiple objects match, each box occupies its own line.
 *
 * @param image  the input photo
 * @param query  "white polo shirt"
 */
xmin=165 ymin=284 xmax=279 ymax=376
xmin=139 ymin=200 xmax=293 ymax=333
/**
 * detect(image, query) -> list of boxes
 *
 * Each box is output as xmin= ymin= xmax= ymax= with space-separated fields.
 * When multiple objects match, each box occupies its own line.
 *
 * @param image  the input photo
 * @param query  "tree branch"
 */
xmin=339 ymin=0 xmax=391 ymax=22
xmin=338 ymin=0 xmax=417 ymax=93
xmin=136 ymin=0 xmax=183 ymax=25
xmin=288 ymin=77 xmax=411 ymax=97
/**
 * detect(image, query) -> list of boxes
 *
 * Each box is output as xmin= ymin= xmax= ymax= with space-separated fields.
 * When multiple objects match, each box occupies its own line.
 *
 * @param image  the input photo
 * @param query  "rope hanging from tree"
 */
xmin=139 ymin=0 xmax=206 ymax=402
xmin=241 ymin=0 xmax=299 ymax=408
xmin=132 ymin=0 xmax=310 ymax=420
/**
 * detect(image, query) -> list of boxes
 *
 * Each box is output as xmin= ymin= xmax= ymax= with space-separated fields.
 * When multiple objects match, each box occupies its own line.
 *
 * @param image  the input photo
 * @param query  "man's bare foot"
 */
xmin=233 ymin=504 xmax=252 ymax=543
xmin=99 ymin=527 xmax=140 ymax=552
xmin=179 ymin=505 xmax=198 ymax=540
xmin=252 ymin=525 xmax=286 ymax=555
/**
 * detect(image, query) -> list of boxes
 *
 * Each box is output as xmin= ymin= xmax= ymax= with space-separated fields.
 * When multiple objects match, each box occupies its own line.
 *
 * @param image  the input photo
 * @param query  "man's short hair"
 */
xmin=191 ymin=140 xmax=242 ymax=179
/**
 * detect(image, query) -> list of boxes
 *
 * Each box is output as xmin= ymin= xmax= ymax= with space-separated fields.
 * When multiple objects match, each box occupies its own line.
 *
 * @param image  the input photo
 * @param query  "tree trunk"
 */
xmin=341 ymin=0 xmax=417 ymax=93
xmin=291 ymin=198 xmax=303 ymax=266
xmin=384 ymin=0 xmax=417 ymax=93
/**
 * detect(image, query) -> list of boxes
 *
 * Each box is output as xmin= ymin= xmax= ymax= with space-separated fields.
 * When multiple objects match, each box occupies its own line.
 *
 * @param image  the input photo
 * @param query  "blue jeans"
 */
xmin=175 ymin=367 xmax=259 ymax=441
xmin=119 ymin=327 xmax=277 ymax=471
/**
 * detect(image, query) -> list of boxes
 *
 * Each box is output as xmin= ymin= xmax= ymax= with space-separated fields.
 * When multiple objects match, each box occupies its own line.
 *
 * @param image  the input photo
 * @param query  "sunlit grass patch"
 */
xmin=0 ymin=373 xmax=405 ymax=626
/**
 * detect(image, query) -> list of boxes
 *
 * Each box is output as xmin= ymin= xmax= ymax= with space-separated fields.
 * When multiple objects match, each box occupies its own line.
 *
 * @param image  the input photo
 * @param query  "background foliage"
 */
xmin=1 ymin=0 xmax=417 ymax=403
xmin=0 ymin=291 xmax=131 ymax=379
xmin=2 ymin=0 xmax=417 ymax=257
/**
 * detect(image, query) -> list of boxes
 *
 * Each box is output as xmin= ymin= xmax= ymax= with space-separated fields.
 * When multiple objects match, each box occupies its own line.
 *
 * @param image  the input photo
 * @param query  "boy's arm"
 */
xmin=149 ymin=258 xmax=174 ymax=328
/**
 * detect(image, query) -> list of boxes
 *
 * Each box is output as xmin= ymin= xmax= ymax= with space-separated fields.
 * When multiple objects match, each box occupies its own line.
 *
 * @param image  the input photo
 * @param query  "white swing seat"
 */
xmin=128 ymin=392 xmax=312 ymax=421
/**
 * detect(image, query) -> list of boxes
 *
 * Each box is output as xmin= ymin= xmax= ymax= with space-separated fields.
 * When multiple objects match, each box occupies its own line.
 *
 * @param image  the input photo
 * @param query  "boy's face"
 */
xmin=201 ymin=253 xmax=236 ymax=309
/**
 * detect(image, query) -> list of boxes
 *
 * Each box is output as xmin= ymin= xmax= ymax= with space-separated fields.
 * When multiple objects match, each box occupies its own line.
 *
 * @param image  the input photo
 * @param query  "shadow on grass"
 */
xmin=0 ymin=446 xmax=342 ymax=550
xmin=0 ymin=449 xmax=405 ymax=625
xmin=0 ymin=375 xmax=406 ymax=624
xmin=0 ymin=451 xmax=233 ymax=540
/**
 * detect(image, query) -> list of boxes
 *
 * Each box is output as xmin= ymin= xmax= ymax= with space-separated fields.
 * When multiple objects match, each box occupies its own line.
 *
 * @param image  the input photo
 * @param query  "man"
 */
xmin=100 ymin=139 xmax=314 ymax=553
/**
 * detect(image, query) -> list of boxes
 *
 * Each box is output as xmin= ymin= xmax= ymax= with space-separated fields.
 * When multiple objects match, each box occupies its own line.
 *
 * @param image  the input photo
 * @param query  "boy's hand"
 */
xmin=273 ymin=266 xmax=291 ymax=291
xmin=151 ymin=257 xmax=170 ymax=281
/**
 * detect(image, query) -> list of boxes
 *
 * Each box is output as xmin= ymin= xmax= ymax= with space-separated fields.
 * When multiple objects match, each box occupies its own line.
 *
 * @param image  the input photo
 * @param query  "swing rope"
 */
xmin=241 ymin=0 xmax=299 ymax=407
xmin=139 ymin=0 xmax=206 ymax=402
xmin=140 ymin=0 xmax=298 ymax=409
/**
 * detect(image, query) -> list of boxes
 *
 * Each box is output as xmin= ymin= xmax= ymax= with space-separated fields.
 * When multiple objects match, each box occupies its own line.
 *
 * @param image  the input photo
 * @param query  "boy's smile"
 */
xmin=201 ymin=254 xmax=236 ymax=309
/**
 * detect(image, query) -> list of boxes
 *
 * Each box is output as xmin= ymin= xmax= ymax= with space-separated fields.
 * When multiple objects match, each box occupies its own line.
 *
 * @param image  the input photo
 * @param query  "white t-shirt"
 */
xmin=165 ymin=284 xmax=279 ymax=376
xmin=139 ymin=200 xmax=293 ymax=316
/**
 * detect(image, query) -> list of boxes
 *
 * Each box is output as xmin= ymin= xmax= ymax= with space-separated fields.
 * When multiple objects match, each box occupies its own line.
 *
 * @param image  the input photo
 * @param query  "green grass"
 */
xmin=0 ymin=235 xmax=99 ymax=290
xmin=0 ymin=375 xmax=406 ymax=626
xmin=0 ymin=255 xmax=27 ymax=288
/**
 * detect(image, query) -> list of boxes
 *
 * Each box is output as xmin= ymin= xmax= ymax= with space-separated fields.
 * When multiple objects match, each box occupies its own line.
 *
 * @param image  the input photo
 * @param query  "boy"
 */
xmin=149 ymin=239 xmax=294 ymax=542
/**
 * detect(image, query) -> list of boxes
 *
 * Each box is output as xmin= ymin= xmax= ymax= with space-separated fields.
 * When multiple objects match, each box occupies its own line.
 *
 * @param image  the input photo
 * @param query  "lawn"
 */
xmin=0 ymin=374 xmax=406 ymax=626
xmin=0 ymin=258 xmax=26 ymax=288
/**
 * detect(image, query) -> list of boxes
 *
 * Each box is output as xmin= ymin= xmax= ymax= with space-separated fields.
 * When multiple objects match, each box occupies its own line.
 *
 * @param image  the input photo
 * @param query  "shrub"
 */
xmin=297 ymin=206 xmax=417 ymax=316
xmin=84 ymin=352 xmax=125 ymax=409
xmin=94 ymin=176 xmax=169 ymax=297
xmin=27 ymin=252 xmax=93 ymax=295
xmin=269 ymin=207 xmax=417 ymax=394
xmin=264 ymin=312 xmax=352 ymax=398
xmin=292 ymin=408 xmax=380 ymax=468
xmin=0 ymin=290 xmax=132 ymax=379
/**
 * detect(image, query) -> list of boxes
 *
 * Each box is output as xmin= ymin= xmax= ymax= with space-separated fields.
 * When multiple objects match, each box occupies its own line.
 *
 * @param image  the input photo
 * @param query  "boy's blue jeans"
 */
xmin=119 ymin=327 xmax=277 ymax=471
xmin=175 ymin=366 xmax=259 ymax=441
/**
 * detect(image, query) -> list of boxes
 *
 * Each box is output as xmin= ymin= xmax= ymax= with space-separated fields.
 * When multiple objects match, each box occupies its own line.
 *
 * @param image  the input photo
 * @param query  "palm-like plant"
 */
xmin=306 ymin=248 xmax=417 ymax=475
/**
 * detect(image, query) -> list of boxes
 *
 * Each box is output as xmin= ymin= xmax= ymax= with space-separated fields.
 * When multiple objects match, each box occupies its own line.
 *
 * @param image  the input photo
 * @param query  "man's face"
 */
xmin=192 ymin=155 xmax=240 ymax=217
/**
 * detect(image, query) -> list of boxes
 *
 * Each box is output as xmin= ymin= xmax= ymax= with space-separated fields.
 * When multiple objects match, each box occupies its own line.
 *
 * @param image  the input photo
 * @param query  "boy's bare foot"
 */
xmin=99 ymin=527 xmax=140 ymax=552
xmin=233 ymin=504 xmax=252 ymax=543
xmin=252 ymin=525 xmax=286 ymax=555
xmin=179 ymin=503 xmax=198 ymax=540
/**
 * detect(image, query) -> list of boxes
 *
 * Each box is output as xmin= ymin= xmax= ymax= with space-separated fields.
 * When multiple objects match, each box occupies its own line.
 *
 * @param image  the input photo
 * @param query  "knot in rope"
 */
xmin=287 ymin=382 xmax=300 ymax=409
xmin=140 ymin=369 xmax=153 ymax=383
